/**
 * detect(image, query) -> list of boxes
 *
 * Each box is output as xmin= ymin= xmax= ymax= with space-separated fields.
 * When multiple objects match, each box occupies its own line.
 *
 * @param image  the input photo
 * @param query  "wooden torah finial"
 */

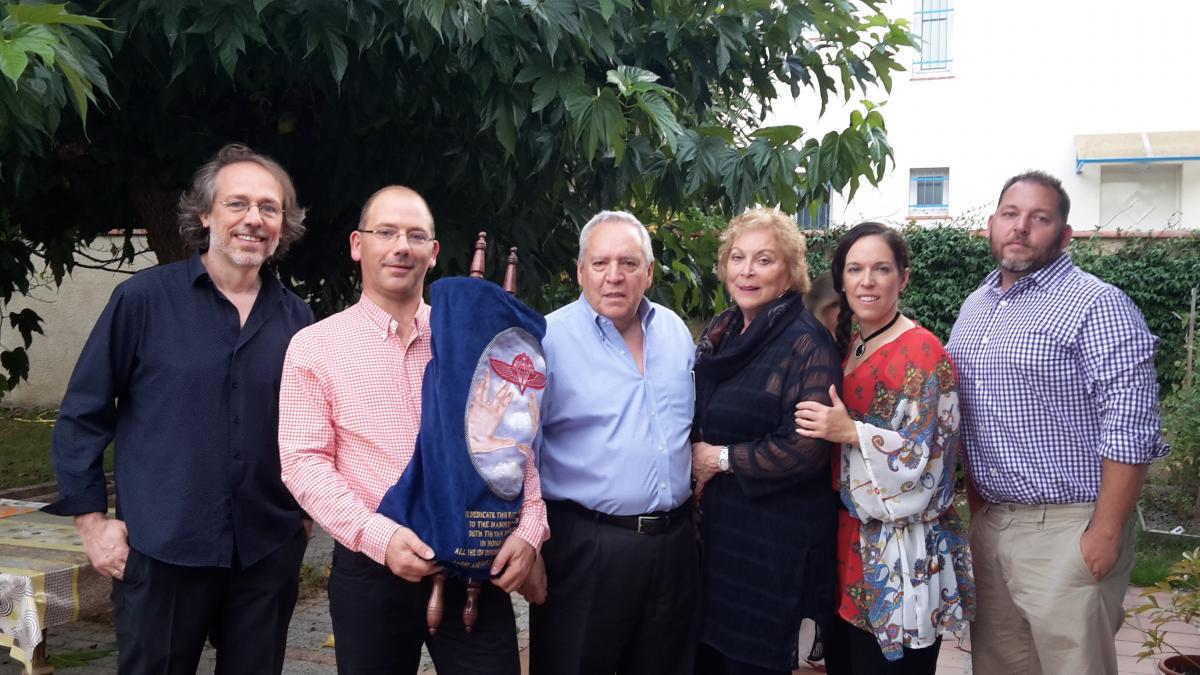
xmin=469 ymin=232 xmax=487 ymax=278
xmin=502 ymin=247 xmax=518 ymax=294
xmin=427 ymin=574 xmax=446 ymax=636
xmin=463 ymin=579 xmax=482 ymax=633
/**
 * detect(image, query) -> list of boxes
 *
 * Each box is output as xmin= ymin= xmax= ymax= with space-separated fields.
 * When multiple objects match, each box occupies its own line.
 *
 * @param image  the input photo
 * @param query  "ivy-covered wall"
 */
xmin=648 ymin=213 xmax=1200 ymax=389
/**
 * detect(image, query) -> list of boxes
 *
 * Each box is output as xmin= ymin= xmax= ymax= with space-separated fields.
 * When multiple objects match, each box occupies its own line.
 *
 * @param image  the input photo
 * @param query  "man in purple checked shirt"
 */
xmin=946 ymin=170 xmax=1169 ymax=675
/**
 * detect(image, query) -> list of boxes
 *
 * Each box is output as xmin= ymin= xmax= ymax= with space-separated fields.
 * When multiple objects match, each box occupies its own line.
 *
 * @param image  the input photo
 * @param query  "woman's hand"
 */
xmin=691 ymin=442 xmax=724 ymax=494
xmin=795 ymin=385 xmax=858 ymax=445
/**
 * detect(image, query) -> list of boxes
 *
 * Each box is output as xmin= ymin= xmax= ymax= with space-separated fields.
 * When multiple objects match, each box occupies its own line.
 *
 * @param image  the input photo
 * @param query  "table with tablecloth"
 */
xmin=0 ymin=500 xmax=108 ymax=675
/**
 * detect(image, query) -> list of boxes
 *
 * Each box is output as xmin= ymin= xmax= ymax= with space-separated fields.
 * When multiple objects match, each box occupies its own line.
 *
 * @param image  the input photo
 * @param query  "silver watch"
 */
xmin=717 ymin=446 xmax=731 ymax=473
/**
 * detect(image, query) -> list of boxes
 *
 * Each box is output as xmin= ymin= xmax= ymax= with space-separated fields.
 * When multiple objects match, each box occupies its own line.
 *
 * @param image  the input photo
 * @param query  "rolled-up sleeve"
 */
xmin=1079 ymin=290 xmax=1169 ymax=465
xmin=513 ymin=448 xmax=549 ymax=550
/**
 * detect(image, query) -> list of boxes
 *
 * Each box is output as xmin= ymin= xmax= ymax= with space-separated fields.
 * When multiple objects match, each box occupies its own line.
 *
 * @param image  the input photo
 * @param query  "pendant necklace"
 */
xmin=854 ymin=311 xmax=901 ymax=358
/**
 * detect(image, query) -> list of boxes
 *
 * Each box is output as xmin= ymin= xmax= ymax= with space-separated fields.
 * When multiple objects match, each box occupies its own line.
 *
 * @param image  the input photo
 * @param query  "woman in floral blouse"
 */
xmin=795 ymin=222 xmax=975 ymax=674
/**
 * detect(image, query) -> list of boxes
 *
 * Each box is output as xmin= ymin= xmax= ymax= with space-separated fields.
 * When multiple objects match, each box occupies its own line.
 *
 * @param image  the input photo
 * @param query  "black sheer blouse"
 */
xmin=692 ymin=292 xmax=841 ymax=670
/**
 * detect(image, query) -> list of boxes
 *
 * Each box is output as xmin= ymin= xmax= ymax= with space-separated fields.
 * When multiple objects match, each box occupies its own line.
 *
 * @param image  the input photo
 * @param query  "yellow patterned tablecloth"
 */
xmin=0 ymin=503 xmax=107 ymax=674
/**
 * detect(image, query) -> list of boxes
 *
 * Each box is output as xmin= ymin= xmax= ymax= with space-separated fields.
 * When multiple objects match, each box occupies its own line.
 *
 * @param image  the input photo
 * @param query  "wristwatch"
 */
xmin=717 ymin=446 xmax=731 ymax=473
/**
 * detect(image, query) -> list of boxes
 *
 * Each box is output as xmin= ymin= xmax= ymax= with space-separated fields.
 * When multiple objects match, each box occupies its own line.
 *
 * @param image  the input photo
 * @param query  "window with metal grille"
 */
xmin=915 ymin=0 xmax=952 ymax=73
xmin=796 ymin=202 xmax=830 ymax=229
xmin=909 ymin=168 xmax=949 ymax=216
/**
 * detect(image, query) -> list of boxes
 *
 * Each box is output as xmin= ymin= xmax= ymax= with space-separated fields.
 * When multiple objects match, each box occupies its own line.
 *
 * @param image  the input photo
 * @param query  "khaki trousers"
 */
xmin=969 ymin=502 xmax=1135 ymax=675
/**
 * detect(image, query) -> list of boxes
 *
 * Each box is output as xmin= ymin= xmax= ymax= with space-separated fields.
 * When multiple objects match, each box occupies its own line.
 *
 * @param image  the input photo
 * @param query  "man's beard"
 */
xmin=991 ymin=229 xmax=1064 ymax=277
xmin=210 ymin=228 xmax=278 ymax=267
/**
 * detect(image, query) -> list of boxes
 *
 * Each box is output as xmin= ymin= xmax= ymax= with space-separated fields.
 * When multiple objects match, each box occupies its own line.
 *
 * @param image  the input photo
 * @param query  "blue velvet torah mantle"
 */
xmin=377 ymin=277 xmax=547 ymax=579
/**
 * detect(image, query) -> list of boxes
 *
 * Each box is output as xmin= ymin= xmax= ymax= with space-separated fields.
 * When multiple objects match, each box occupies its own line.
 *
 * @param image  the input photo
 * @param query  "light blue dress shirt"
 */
xmin=538 ymin=295 xmax=696 ymax=515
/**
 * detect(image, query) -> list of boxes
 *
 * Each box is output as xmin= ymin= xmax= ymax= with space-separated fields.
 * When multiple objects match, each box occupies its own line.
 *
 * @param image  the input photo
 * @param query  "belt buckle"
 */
xmin=636 ymin=515 xmax=666 ymax=535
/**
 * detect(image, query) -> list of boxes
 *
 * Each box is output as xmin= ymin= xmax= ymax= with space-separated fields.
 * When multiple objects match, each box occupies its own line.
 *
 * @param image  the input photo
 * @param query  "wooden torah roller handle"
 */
xmin=463 ymin=579 xmax=482 ymax=633
xmin=426 ymin=573 xmax=446 ymax=636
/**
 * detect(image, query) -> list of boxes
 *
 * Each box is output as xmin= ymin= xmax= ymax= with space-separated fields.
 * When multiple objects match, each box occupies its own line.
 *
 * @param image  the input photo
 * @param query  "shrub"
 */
xmin=1129 ymin=547 xmax=1200 ymax=669
xmin=1161 ymin=385 xmax=1200 ymax=493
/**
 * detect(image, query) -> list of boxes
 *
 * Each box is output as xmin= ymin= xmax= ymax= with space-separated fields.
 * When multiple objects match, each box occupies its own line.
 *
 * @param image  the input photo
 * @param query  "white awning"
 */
xmin=1075 ymin=130 xmax=1200 ymax=173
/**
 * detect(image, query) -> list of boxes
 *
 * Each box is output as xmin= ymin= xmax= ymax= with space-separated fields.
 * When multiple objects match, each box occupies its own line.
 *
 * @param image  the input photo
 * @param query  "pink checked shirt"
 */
xmin=279 ymin=295 xmax=548 ymax=566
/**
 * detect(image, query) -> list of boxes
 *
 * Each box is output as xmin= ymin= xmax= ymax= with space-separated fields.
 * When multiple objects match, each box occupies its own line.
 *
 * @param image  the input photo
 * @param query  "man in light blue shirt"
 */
xmin=526 ymin=210 xmax=698 ymax=675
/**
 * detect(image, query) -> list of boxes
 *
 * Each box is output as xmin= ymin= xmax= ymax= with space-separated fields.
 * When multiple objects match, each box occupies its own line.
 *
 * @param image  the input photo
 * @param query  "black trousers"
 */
xmin=823 ymin=616 xmax=942 ymax=675
xmin=111 ymin=527 xmax=307 ymax=675
xmin=529 ymin=501 xmax=699 ymax=675
xmin=693 ymin=642 xmax=790 ymax=675
xmin=327 ymin=543 xmax=520 ymax=675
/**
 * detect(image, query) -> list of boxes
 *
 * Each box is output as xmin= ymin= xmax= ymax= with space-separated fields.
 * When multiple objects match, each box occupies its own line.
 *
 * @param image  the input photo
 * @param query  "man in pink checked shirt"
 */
xmin=278 ymin=186 xmax=547 ymax=674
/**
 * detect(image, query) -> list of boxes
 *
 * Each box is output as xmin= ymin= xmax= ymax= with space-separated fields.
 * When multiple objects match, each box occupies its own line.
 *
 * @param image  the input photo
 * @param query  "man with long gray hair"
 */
xmin=46 ymin=143 xmax=313 ymax=673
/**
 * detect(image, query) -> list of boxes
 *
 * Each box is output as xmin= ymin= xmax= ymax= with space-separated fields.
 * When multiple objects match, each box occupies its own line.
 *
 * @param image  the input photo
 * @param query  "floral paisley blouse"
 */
xmin=834 ymin=325 xmax=976 ymax=661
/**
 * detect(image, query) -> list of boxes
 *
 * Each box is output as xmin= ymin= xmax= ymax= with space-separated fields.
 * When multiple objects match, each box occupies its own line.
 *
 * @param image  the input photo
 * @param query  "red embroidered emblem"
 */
xmin=489 ymin=353 xmax=547 ymax=394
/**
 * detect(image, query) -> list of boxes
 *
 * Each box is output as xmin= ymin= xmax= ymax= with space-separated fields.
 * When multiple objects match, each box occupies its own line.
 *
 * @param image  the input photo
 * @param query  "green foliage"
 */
xmin=0 ymin=0 xmax=917 ymax=390
xmin=1132 ymin=531 xmax=1200 ymax=587
xmin=0 ymin=2 xmax=110 ymax=391
xmin=648 ymin=209 xmax=727 ymax=319
xmin=898 ymin=224 xmax=993 ymax=339
xmin=0 ymin=2 xmax=110 ymax=132
xmin=1129 ymin=547 xmax=1200 ymax=664
xmin=1072 ymin=234 xmax=1200 ymax=388
xmin=1161 ymin=385 xmax=1200 ymax=491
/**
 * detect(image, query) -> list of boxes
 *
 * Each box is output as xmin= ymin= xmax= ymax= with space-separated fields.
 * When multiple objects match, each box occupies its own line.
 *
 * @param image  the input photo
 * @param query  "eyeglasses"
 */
xmin=357 ymin=228 xmax=434 ymax=246
xmin=219 ymin=200 xmax=285 ymax=221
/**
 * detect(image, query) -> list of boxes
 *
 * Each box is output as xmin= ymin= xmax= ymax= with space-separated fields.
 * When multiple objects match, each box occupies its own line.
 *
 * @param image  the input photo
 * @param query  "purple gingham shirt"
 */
xmin=945 ymin=252 xmax=1168 ymax=504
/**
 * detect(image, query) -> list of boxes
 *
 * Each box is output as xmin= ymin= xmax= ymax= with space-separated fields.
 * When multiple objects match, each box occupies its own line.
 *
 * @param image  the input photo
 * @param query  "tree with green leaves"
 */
xmin=1 ymin=0 xmax=914 ymax=391
xmin=1 ymin=2 xmax=110 ymax=388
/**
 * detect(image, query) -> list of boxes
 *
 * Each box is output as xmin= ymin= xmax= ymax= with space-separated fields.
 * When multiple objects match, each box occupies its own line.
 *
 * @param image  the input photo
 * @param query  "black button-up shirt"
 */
xmin=45 ymin=254 xmax=313 ymax=567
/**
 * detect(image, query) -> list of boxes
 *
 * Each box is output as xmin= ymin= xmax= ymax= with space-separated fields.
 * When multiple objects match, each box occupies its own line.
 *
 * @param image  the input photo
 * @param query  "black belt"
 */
xmin=550 ymin=499 xmax=691 ymax=535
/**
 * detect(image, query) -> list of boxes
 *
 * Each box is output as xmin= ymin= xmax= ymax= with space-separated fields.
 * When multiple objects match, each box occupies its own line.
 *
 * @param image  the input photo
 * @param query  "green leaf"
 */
xmin=49 ymin=42 xmax=94 ymax=124
xmin=695 ymin=126 xmax=735 ymax=144
xmin=421 ymin=0 xmax=446 ymax=38
xmin=494 ymin=104 xmax=517 ymax=156
xmin=215 ymin=27 xmax=245 ymax=80
xmin=0 ymin=25 xmax=59 ymax=85
xmin=0 ymin=47 xmax=31 ymax=85
xmin=324 ymin=29 xmax=349 ymax=85
xmin=514 ymin=59 xmax=552 ymax=85
xmin=566 ymin=87 xmax=626 ymax=160
xmin=750 ymin=125 xmax=804 ymax=145
xmin=6 ymin=4 xmax=109 ymax=30
xmin=529 ymin=77 xmax=556 ymax=113
xmin=635 ymin=91 xmax=681 ymax=153
xmin=611 ymin=65 xmax=660 ymax=93
xmin=599 ymin=0 xmax=615 ymax=21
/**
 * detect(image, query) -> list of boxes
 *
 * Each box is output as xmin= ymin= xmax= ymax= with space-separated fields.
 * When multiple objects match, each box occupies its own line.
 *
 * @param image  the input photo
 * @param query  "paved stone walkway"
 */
xmin=1 ymin=526 xmax=1189 ymax=674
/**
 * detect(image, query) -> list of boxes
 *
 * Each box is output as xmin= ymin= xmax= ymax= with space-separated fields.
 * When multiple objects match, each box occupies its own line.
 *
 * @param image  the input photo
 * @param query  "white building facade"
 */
xmin=775 ymin=0 xmax=1200 ymax=231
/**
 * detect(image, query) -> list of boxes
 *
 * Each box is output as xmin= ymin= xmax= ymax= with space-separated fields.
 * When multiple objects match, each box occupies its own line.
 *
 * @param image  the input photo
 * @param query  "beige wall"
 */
xmin=2 ymin=237 xmax=157 ymax=410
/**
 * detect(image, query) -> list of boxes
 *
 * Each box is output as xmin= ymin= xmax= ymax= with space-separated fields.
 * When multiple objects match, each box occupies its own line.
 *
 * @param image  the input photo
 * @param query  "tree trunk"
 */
xmin=129 ymin=178 xmax=188 ymax=265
